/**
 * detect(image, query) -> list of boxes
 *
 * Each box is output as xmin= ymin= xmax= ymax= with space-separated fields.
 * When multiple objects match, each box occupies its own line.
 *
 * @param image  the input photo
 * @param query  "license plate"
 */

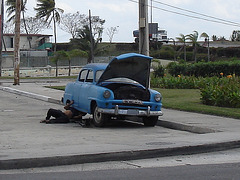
xmin=127 ymin=109 xmax=139 ymax=115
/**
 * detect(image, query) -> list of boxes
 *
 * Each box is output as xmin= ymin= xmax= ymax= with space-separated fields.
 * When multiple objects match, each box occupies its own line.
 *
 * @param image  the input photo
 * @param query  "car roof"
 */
xmin=83 ymin=63 xmax=108 ymax=71
xmin=114 ymin=53 xmax=152 ymax=61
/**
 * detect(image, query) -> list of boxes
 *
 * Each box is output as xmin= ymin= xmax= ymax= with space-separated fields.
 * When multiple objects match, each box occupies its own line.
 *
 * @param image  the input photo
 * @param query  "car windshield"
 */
xmin=95 ymin=70 xmax=105 ymax=82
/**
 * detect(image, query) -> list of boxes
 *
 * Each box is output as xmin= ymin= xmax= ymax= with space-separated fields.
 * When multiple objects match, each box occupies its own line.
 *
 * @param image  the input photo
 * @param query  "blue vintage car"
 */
xmin=63 ymin=53 xmax=163 ymax=127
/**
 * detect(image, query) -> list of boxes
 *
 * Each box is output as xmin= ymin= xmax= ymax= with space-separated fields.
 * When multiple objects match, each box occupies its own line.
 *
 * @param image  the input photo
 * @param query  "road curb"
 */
xmin=0 ymin=86 xmax=62 ymax=104
xmin=157 ymin=120 xmax=219 ymax=134
xmin=1 ymin=140 xmax=240 ymax=170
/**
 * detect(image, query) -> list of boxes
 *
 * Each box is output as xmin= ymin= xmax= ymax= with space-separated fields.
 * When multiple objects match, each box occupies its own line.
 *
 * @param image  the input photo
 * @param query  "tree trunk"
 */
xmin=13 ymin=0 xmax=21 ymax=85
xmin=0 ymin=0 xmax=3 ymax=77
xmin=55 ymin=61 xmax=58 ymax=77
xmin=53 ymin=10 xmax=57 ymax=53
xmin=68 ymin=60 xmax=71 ymax=76
xmin=22 ymin=11 xmax=31 ymax=48
xmin=194 ymin=46 xmax=197 ymax=62
xmin=184 ymin=43 xmax=186 ymax=61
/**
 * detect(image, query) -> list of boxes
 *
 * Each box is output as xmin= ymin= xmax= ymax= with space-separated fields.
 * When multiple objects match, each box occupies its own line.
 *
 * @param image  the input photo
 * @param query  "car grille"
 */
xmin=112 ymin=103 xmax=149 ymax=108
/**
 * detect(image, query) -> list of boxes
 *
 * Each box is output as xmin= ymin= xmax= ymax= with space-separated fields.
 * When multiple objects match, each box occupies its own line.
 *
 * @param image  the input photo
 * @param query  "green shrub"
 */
xmin=151 ymin=76 xmax=198 ymax=89
xmin=153 ymin=65 xmax=165 ymax=78
xmin=151 ymin=46 xmax=174 ymax=60
xmin=167 ymin=60 xmax=240 ymax=77
xmin=200 ymin=77 xmax=240 ymax=108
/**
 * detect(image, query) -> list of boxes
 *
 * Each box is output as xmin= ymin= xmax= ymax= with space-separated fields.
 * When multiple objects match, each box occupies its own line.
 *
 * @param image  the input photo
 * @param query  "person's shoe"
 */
xmin=79 ymin=120 xmax=86 ymax=127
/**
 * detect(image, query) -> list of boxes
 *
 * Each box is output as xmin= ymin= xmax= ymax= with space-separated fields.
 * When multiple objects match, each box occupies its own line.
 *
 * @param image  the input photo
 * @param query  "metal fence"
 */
xmin=2 ymin=55 xmax=114 ymax=69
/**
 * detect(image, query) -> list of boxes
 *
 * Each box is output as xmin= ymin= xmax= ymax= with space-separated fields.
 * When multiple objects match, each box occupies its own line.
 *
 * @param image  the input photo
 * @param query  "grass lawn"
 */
xmin=155 ymin=88 xmax=240 ymax=119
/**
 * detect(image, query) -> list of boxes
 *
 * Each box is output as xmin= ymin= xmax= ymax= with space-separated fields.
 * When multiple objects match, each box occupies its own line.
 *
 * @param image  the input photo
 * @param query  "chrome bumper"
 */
xmin=97 ymin=105 xmax=163 ymax=116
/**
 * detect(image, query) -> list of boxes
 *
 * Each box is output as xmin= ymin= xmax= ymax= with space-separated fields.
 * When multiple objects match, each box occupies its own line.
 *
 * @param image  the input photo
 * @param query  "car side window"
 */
xmin=79 ymin=70 xmax=88 ymax=82
xmin=86 ymin=70 xmax=93 ymax=82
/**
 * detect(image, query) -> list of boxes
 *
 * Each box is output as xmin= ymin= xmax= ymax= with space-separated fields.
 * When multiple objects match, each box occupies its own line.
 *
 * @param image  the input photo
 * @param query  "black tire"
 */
xmin=92 ymin=104 xmax=108 ymax=127
xmin=143 ymin=116 xmax=158 ymax=127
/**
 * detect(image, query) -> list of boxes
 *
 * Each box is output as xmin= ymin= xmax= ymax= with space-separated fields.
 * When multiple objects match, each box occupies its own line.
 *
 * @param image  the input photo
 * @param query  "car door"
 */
xmin=79 ymin=70 xmax=94 ymax=111
xmin=73 ymin=69 xmax=88 ymax=111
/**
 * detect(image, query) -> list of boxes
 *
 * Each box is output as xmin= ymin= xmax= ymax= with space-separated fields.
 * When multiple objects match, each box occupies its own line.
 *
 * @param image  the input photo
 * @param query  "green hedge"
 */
xmin=167 ymin=61 xmax=240 ymax=77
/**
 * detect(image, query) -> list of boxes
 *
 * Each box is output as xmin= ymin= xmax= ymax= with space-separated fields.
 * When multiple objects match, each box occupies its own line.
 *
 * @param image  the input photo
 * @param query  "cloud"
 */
xmin=86 ymin=1 xmax=136 ymax=13
xmin=24 ymin=0 xmax=240 ymax=42
xmin=56 ymin=1 xmax=75 ymax=13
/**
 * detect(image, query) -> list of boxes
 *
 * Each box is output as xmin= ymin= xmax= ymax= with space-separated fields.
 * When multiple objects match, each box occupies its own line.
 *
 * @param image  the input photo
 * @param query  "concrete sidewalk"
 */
xmin=1 ymin=79 xmax=240 ymax=170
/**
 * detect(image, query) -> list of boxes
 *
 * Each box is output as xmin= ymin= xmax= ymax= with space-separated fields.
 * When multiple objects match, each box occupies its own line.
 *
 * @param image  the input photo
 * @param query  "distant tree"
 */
xmin=21 ymin=16 xmax=49 ymax=34
xmin=212 ymin=35 xmax=217 ymax=41
xmin=6 ymin=0 xmax=32 ymax=48
xmin=176 ymin=33 xmax=187 ymax=61
xmin=71 ymin=25 xmax=103 ymax=63
xmin=200 ymin=32 xmax=210 ymax=61
xmin=231 ymin=30 xmax=240 ymax=41
xmin=50 ymin=50 xmax=65 ymax=77
xmin=59 ymin=12 xmax=87 ymax=39
xmin=4 ymin=17 xmax=48 ymax=34
xmin=106 ymin=26 xmax=119 ymax=43
xmin=186 ymin=31 xmax=199 ymax=62
xmin=88 ymin=16 xmax=105 ymax=39
xmin=219 ymin=36 xmax=226 ymax=41
xmin=50 ymin=49 xmax=87 ymax=77
xmin=65 ymin=49 xmax=88 ymax=76
xmin=3 ymin=21 xmax=15 ymax=33
xmin=35 ymin=0 xmax=64 ymax=53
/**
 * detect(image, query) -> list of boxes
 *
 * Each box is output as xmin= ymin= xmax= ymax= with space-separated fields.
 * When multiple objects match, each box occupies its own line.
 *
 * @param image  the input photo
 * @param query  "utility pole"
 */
xmin=13 ymin=0 xmax=21 ymax=85
xmin=150 ymin=0 xmax=153 ymax=24
xmin=89 ymin=9 xmax=94 ymax=63
xmin=0 ymin=0 xmax=3 ymax=77
xmin=139 ymin=0 xmax=149 ymax=56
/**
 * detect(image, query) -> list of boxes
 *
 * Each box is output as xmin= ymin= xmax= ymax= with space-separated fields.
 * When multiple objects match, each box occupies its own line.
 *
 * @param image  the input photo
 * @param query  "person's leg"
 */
xmin=46 ymin=108 xmax=64 ymax=120
xmin=47 ymin=116 xmax=69 ymax=123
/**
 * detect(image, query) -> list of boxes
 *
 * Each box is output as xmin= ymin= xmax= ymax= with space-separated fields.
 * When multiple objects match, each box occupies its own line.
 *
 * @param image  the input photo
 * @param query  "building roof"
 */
xmin=3 ymin=33 xmax=52 ymax=37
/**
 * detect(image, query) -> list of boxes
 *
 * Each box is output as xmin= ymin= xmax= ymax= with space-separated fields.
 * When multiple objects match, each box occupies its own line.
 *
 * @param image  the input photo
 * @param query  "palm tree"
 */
xmin=50 ymin=50 xmax=64 ymax=77
xmin=67 ymin=49 xmax=87 ymax=76
xmin=186 ymin=31 xmax=199 ymax=62
xmin=50 ymin=49 xmax=87 ymax=77
xmin=176 ymin=34 xmax=187 ymax=61
xmin=6 ymin=0 xmax=32 ymax=48
xmin=35 ymin=0 xmax=64 ymax=53
xmin=200 ymin=32 xmax=210 ymax=62
xmin=71 ymin=25 xmax=102 ymax=63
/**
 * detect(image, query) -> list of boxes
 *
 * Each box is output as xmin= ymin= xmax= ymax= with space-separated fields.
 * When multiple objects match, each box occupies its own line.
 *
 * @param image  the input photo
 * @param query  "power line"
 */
xmin=152 ymin=0 xmax=240 ymax=27
xmin=128 ymin=0 xmax=240 ymax=27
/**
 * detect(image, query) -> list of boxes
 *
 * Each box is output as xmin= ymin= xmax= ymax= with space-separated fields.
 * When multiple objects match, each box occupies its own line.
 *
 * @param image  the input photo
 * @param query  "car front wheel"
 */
xmin=93 ymin=104 xmax=108 ymax=127
xmin=143 ymin=116 xmax=158 ymax=127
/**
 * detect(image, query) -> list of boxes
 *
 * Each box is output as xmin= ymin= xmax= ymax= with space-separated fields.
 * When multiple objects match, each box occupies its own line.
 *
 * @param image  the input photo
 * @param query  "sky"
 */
xmin=17 ymin=0 xmax=240 ymax=43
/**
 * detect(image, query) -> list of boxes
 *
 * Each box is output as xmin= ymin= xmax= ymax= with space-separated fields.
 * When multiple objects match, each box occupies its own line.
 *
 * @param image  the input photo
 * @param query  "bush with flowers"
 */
xmin=200 ymin=75 xmax=240 ymax=108
xmin=151 ymin=73 xmax=240 ymax=108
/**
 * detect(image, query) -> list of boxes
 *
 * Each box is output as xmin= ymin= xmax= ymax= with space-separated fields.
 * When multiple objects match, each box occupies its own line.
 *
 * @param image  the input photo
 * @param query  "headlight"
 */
xmin=154 ymin=93 xmax=162 ymax=102
xmin=103 ymin=90 xmax=111 ymax=99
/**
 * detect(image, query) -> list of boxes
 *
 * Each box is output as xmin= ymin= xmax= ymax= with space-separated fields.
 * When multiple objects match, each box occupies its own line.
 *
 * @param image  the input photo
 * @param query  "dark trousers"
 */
xmin=46 ymin=108 xmax=69 ymax=123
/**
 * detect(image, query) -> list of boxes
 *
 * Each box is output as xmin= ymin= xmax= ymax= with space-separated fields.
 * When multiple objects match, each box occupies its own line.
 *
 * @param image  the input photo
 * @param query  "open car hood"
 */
xmin=98 ymin=53 xmax=152 ymax=88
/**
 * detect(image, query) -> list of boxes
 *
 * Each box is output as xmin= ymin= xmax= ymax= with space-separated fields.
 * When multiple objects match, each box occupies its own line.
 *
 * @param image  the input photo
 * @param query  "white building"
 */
xmin=3 ymin=33 xmax=52 ymax=52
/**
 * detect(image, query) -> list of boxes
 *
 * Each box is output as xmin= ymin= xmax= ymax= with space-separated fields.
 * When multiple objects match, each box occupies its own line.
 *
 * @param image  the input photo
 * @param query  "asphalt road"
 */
xmin=1 ymin=162 xmax=240 ymax=180
xmin=2 ymin=148 xmax=240 ymax=180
